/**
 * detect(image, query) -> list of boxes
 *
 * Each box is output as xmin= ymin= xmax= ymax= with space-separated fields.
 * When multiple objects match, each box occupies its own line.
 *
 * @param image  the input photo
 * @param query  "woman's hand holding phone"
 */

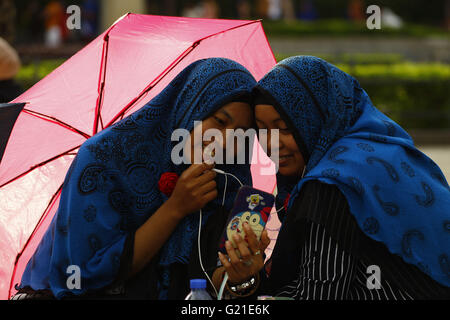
xmin=218 ymin=222 xmax=270 ymax=285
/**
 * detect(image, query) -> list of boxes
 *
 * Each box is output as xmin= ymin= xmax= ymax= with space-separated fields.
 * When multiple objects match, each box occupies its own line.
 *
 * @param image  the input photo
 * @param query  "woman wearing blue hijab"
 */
xmin=16 ymin=58 xmax=269 ymax=300
xmin=253 ymin=56 xmax=450 ymax=299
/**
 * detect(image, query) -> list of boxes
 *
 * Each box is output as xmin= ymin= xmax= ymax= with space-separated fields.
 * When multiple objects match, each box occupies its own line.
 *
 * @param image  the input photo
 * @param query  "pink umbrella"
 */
xmin=0 ymin=14 xmax=277 ymax=299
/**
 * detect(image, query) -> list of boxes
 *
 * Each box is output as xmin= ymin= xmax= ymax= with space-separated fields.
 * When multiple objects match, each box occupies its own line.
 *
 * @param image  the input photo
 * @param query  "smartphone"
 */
xmin=218 ymin=186 xmax=275 ymax=254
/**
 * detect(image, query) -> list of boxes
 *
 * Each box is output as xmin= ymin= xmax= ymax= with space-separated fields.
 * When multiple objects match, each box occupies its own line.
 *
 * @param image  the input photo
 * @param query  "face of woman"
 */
xmin=255 ymin=104 xmax=305 ymax=177
xmin=189 ymin=102 xmax=253 ymax=163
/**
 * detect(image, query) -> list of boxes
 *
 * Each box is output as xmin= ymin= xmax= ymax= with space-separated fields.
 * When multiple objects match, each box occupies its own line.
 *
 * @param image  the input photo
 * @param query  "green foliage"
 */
xmin=336 ymin=63 xmax=450 ymax=81
xmin=16 ymin=59 xmax=65 ymax=89
xmin=362 ymin=79 xmax=450 ymax=129
xmin=333 ymin=63 xmax=450 ymax=129
xmin=275 ymin=53 xmax=406 ymax=65
xmin=274 ymin=55 xmax=450 ymax=129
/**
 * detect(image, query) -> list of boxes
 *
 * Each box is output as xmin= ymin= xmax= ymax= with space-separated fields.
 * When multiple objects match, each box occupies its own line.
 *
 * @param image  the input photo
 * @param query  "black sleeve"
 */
xmin=290 ymin=180 xmax=363 ymax=255
xmin=274 ymin=221 xmax=357 ymax=300
xmin=113 ymin=231 xmax=136 ymax=285
xmin=266 ymin=180 xmax=363 ymax=298
xmin=94 ymin=230 xmax=136 ymax=296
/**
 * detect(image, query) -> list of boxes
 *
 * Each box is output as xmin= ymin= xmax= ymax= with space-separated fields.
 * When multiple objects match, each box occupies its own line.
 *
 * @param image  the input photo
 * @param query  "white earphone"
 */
xmin=196 ymin=167 xmax=243 ymax=300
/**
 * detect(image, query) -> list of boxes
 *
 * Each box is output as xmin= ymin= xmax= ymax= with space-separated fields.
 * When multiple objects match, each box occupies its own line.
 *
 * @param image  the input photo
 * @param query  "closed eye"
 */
xmin=213 ymin=116 xmax=226 ymax=126
xmin=255 ymin=120 xmax=267 ymax=129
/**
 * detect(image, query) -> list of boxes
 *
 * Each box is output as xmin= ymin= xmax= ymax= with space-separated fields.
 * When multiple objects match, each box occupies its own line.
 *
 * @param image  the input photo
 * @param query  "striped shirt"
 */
xmin=266 ymin=180 xmax=450 ymax=300
xmin=274 ymin=222 xmax=414 ymax=300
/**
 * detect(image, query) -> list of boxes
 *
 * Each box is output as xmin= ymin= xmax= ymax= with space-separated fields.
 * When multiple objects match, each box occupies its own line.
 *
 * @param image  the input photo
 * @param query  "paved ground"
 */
xmin=418 ymin=145 xmax=450 ymax=181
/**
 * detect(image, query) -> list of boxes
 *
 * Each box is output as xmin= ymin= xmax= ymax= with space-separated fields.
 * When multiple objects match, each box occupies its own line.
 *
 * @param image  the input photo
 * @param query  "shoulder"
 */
xmin=288 ymin=179 xmax=353 ymax=232
xmin=287 ymin=179 xmax=362 ymax=256
xmin=293 ymin=179 xmax=349 ymax=211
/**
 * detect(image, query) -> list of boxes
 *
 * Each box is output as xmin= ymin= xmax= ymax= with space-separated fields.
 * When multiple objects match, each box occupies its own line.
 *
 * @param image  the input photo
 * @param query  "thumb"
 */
xmin=260 ymin=230 xmax=271 ymax=251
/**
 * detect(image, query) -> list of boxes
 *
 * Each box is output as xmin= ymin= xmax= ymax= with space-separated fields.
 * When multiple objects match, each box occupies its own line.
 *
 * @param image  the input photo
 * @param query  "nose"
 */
xmin=217 ymin=131 xmax=226 ymax=150
xmin=203 ymin=132 xmax=225 ymax=163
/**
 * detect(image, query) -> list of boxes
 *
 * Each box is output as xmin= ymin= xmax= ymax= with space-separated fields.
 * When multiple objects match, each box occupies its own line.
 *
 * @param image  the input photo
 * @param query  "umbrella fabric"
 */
xmin=0 ymin=14 xmax=276 ymax=299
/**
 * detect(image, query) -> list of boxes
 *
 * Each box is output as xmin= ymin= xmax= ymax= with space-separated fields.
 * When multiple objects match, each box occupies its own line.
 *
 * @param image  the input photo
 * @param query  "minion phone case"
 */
xmin=219 ymin=186 xmax=275 ymax=254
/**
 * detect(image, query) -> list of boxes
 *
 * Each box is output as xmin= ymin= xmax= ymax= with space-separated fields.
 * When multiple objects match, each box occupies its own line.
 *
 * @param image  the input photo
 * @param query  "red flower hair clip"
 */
xmin=158 ymin=172 xmax=179 ymax=197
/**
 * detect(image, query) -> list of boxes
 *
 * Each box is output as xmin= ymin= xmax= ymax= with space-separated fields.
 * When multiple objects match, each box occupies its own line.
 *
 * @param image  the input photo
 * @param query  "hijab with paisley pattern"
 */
xmin=255 ymin=56 xmax=450 ymax=287
xmin=19 ymin=58 xmax=256 ymax=299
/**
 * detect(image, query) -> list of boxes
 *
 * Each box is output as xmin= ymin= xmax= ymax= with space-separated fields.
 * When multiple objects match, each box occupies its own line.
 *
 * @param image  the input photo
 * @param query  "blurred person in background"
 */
xmin=237 ymin=0 xmax=251 ymax=19
xmin=268 ymin=0 xmax=282 ymax=20
xmin=182 ymin=0 xmax=205 ymax=18
xmin=347 ymin=0 xmax=365 ymax=22
xmin=0 ymin=37 xmax=23 ymax=103
xmin=298 ymin=0 xmax=317 ymax=21
xmin=81 ymin=0 xmax=100 ymax=42
xmin=44 ymin=0 xmax=68 ymax=48
xmin=257 ymin=0 xmax=270 ymax=19
xmin=282 ymin=0 xmax=295 ymax=21
xmin=202 ymin=0 xmax=219 ymax=19
xmin=444 ymin=0 xmax=450 ymax=30
xmin=381 ymin=7 xmax=404 ymax=29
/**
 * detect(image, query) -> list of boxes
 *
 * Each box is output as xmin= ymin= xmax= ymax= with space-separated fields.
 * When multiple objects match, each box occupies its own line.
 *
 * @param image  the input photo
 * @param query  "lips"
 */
xmin=278 ymin=154 xmax=293 ymax=167
xmin=271 ymin=153 xmax=292 ymax=160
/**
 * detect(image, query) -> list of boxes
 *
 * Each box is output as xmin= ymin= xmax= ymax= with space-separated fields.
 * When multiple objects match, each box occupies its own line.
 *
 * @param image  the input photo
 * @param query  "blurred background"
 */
xmin=1 ymin=0 xmax=449 ymax=180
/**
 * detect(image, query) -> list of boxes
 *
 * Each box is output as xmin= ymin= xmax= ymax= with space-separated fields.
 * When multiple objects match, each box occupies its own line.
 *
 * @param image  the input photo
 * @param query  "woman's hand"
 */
xmin=218 ymin=222 xmax=271 ymax=285
xmin=166 ymin=163 xmax=218 ymax=219
xmin=131 ymin=162 xmax=217 ymax=276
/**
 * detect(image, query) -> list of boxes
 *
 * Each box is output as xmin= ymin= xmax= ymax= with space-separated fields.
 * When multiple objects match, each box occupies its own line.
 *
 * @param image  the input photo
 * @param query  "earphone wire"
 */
xmin=224 ymin=171 xmax=243 ymax=187
xmin=198 ymin=208 xmax=219 ymax=298
xmin=197 ymin=168 xmax=244 ymax=299
xmin=274 ymin=165 xmax=307 ymax=213
xmin=222 ymin=174 xmax=227 ymax=206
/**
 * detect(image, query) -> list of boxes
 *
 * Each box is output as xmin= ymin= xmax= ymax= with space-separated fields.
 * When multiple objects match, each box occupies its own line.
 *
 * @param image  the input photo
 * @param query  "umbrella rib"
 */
xmin=22 ymin=109 xmax=91 ymax=139
xmin=105 ymin=19 xmax=263 ymax=127
xmin=196 ymin=19 xmax=262 ymax=43
xmin=8 ymin=184 xmax=64 ymax=298
xmin=0 ymin=144 xmax=80 ymax=189
xmin=93 ymin=34 xmax=110 ymax=135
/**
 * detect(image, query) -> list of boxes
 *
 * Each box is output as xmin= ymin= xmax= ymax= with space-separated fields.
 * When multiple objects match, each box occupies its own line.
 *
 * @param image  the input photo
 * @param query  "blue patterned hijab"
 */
xmin=19 ymin=58 xmax=256 ymax=299
xmin=256 ymin=56 xmax=450 ymax=287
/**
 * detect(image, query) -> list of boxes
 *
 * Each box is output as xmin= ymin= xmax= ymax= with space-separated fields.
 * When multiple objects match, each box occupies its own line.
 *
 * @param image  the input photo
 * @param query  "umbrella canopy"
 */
xmin=0 ymin=14 xmax=277 ymax=299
